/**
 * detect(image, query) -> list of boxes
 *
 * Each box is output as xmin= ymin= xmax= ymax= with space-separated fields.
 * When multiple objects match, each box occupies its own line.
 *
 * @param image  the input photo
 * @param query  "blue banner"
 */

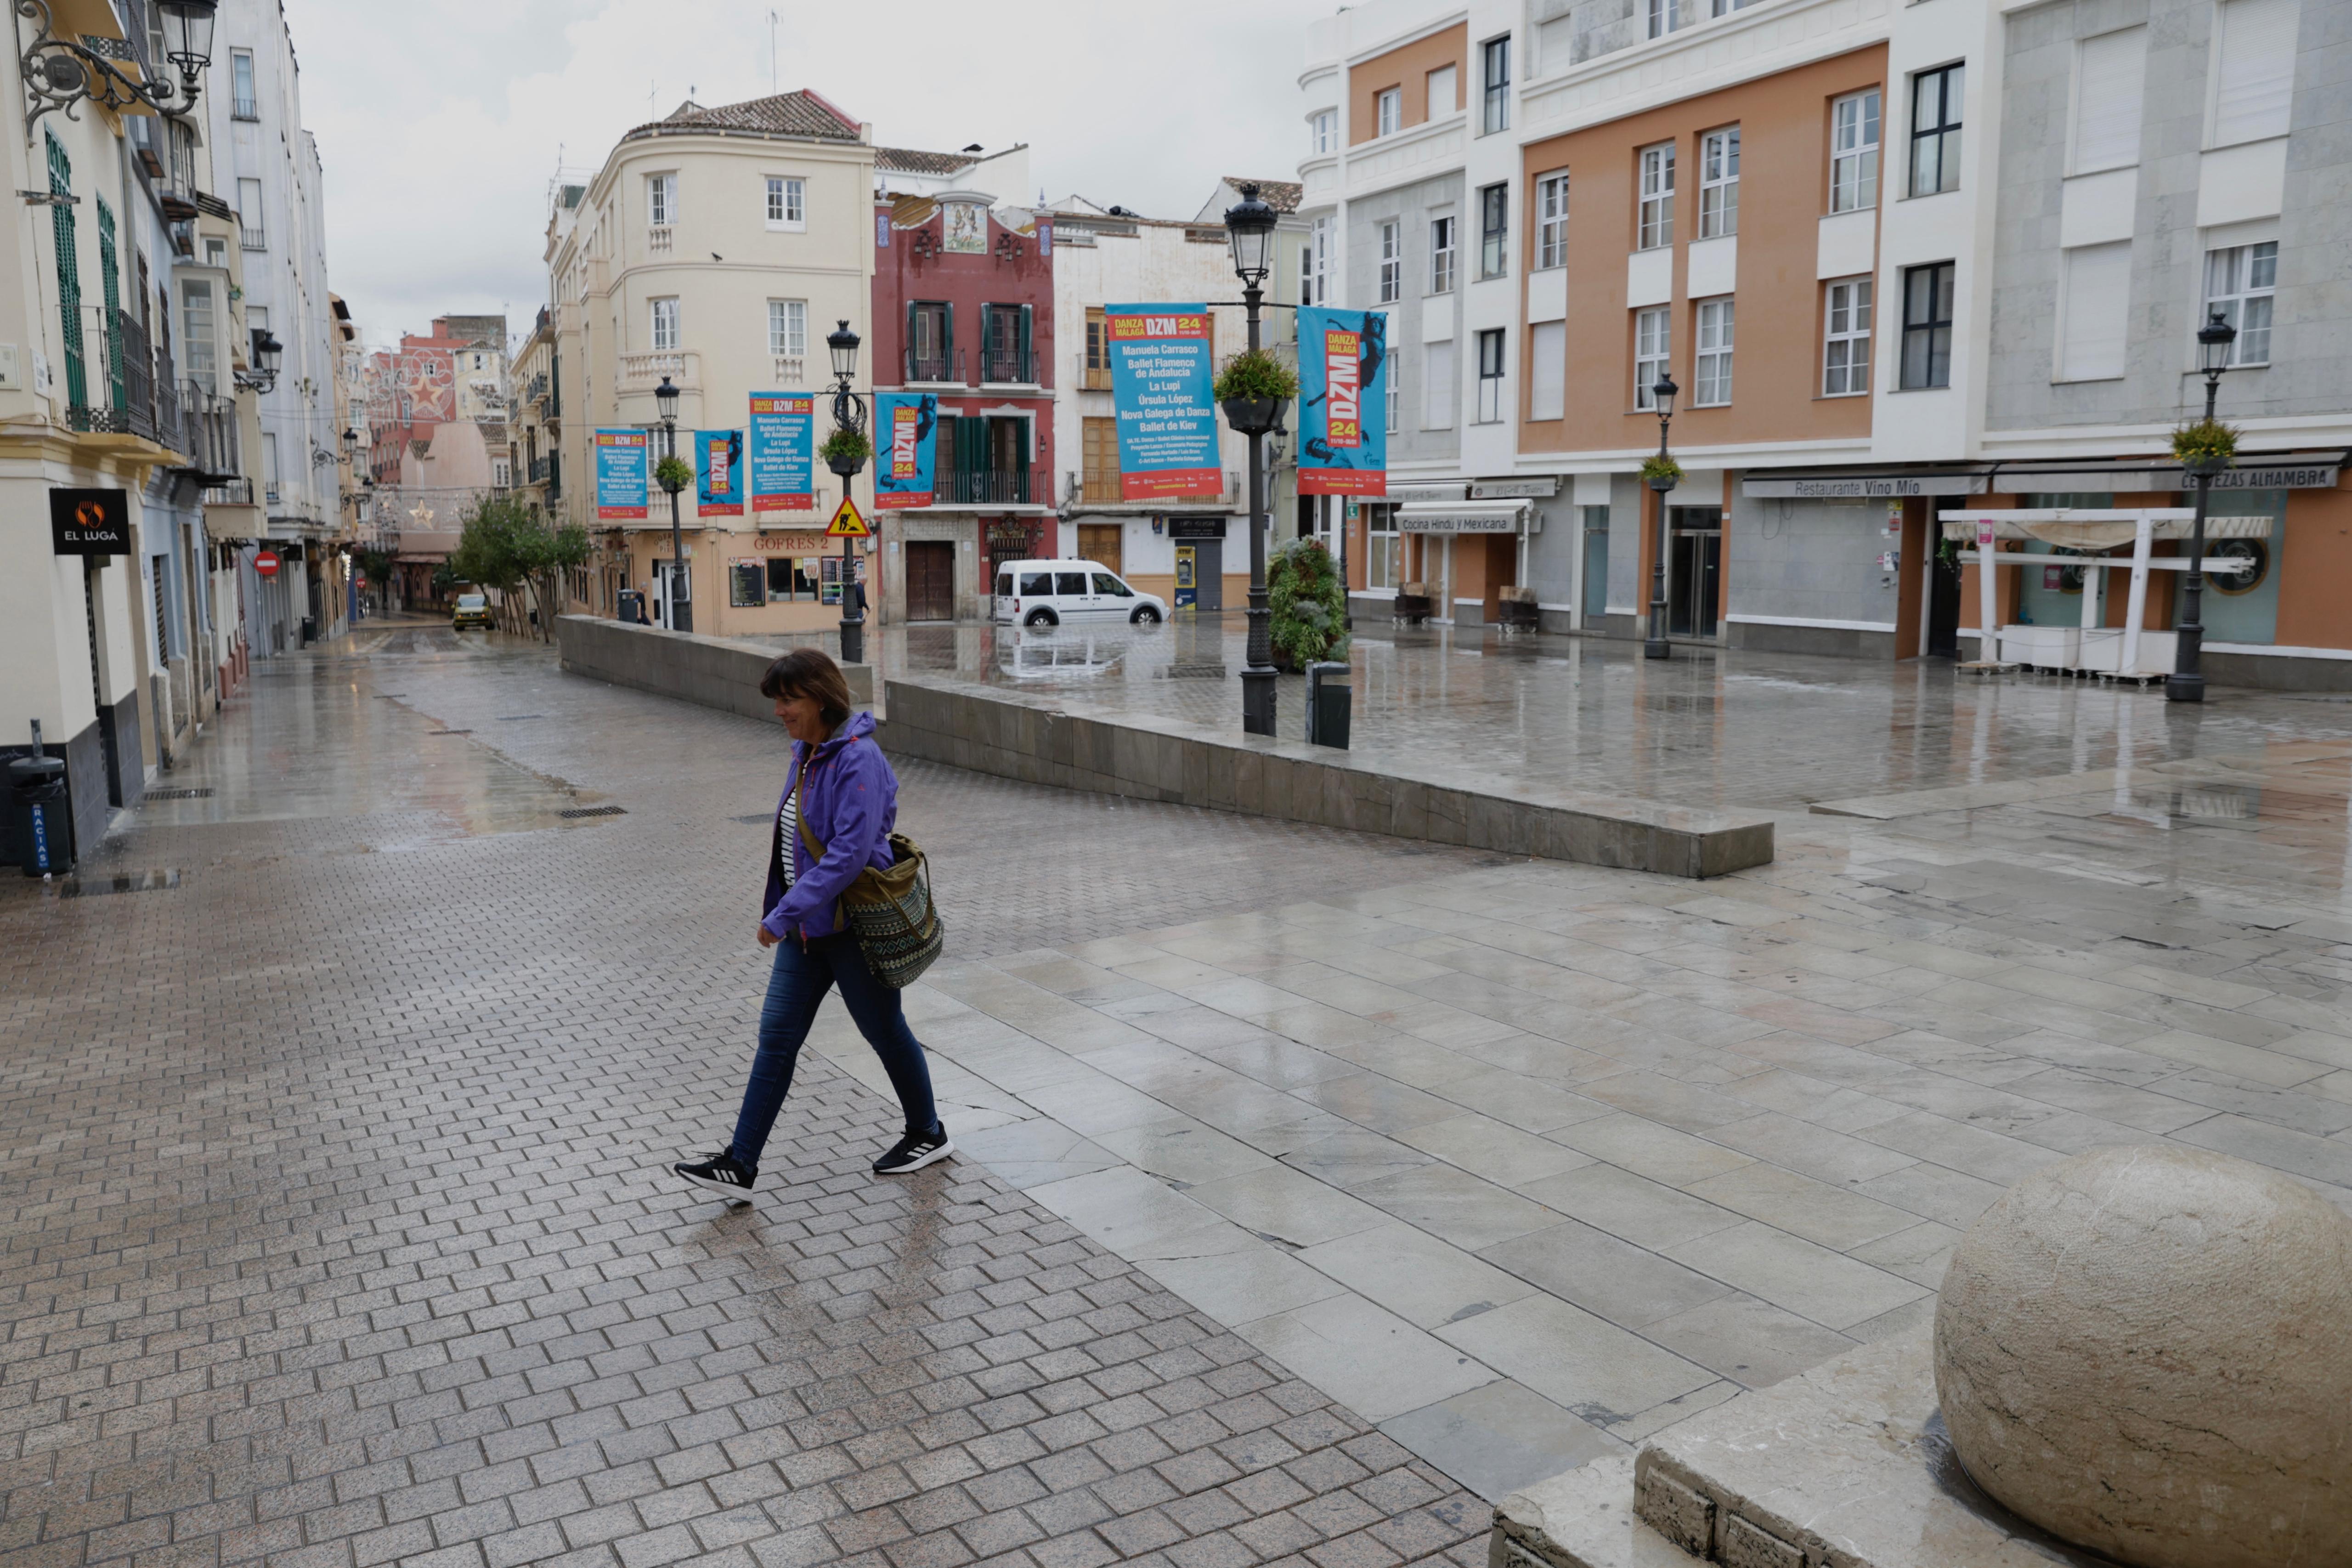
xmin=748 ymin=393 xmax=814 ymax=512
xmin=1106 ymin=303 xmax=1221 ymax=500
xmin=696 ymin=429 xmax=744 ymax=517
xmin=874 ymin=392 xmax=937 ymax=509
xmin=593 ymin=428 xmax=648 ymax=520
xmin=1297 ymin=307 xmax=1387 ymax=496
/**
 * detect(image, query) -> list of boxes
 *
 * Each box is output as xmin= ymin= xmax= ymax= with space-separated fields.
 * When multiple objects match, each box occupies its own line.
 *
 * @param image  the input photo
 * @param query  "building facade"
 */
xmin=1299 ymin=0 xmax=2352 ymax=684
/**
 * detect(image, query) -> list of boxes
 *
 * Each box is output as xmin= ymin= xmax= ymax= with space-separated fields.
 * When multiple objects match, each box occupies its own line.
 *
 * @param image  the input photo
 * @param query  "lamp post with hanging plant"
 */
xmin=1641 ymin=372 xmax=1681 ymax=661
xmin=1220 ymin=183 xmax=1297 ymax=736
xmin=2166 ymin=310 xmax=2239 ymax=704
xmin=823 ymin=320 xmax=871 ymax=666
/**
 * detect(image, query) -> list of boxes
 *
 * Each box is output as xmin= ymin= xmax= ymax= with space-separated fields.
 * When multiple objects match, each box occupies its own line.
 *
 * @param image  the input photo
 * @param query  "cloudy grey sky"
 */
xmin=281 ymin=0 xmax=1325 ymax=351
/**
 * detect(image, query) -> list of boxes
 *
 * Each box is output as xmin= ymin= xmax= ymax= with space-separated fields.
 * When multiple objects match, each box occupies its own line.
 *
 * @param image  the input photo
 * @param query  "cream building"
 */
xmin=548 ymin=91 xmax=882 ymax=637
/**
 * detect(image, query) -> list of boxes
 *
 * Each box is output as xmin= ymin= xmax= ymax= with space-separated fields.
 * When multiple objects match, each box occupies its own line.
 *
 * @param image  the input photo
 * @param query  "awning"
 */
xmin=1939 ymin=514 xmax=2273 ymax=547
xmin=1397 ymin=500 xmax=1535 ymax=534
xmin=202 ymin=501 xmax=266 ymax=539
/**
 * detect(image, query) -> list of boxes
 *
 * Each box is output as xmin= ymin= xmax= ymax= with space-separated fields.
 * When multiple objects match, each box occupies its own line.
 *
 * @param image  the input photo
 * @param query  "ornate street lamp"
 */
xmin=1644 ymin=371 xmax=1679 ymax=661
xmin=1223 ymin=182 xmax=1280 ymax=736
xmin=18 ymin=0 xmax=215 ymax=132
xmin=234 ymin=328 xmax=282 ymax=393
xmin=2166 ymin=311 xmax=2239 ymax=704
xmin=824 ymin=320 xmax=867 ymax=665
xmin=654 ymin=374 xmax=688 ymax=632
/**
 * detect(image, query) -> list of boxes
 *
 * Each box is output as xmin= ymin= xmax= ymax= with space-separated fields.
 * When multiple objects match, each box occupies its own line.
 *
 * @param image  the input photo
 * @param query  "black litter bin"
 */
xmin=6 ymin=753 xmax=71 ymax=876
xmin=1306 ymin=661 xmax=1351 ymax=749
xmin=617 ymin=590 xmax=647 ymax=625
xmin=300 ymin=615 xmax=317 ymax=645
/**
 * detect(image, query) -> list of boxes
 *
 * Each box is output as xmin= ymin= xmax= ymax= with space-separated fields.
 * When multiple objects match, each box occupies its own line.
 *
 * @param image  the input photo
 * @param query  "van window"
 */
xmin=1018 ymin=571 xmax=1054 ymax=595
xmin=1055 ymin=571 xmax=1089 ymax=595
xmin=995 ymin=571 xmax=1013 ymax=598
xmin=1093 ymin=573 xmax=1131 ymax=597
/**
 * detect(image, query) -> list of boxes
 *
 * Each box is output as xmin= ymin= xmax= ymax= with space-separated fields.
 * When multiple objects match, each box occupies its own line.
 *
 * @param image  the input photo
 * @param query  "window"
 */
xmin=2072 ymin=28 xmax=2147 ymax=173
xmin=650 ymin=422 xmax=677 ymax=459
xmin=650 ymin=297 xmax=679 ymax=352
xmin=1822 ymin=277 xmax=1872 ymax=395
xmin=1535 ymin=173 xmax=1568 ymax=268
xmin=2213 ymin=0 xmax=2297 ymax=145
xmin=204 ymin=236 xmax=225 ymax=267
xmin=768 ymin=299 xmax=806 ymax=359
xmin=1430 ymin=215 xmax=1456 ymax=293
xmin=1019 ymin=570 xmax=1053 ymax=596
xmin=648 ymin=172 xmax=675 ymax=226
xmin=1482 ymin=37 xmax=1511 ymax=134
xmin=1699 ymin=127 xmax=1739 ymax=238
xmin=1476 ymin=329 xmax=1506 ymax=422
xmin=1311 ymin=109 xmax=1336 ymax=154
xmin=2058 ymin=242 xmax=2131 ymax=380
xmin=237 ymin=176 xmax=264 ymax=249
xmin=1084 ymin=308 xmax=1111 ymax=388
xmin=1900 ymin=262 xmax=1955 ymax=388
xmin=263 ymin=431 xmax=279 ymax=504
xmin=1386 ymin=357 xmax=1400 ymax=434
xmin=1367 ymin=505 xmax=1400 ymax=589
xmin=1638 ymin=143 xmax=1675 ymax=249
xmin=1378 ymin=220 xmax=1402 ymax=303
xmin=1305 ymin=216 xmax=1331 ymax=306
xmin=1427 ymin=65 xmax=1457 ymax=119
xmin=493 ymin=457 xmax=513 ymax=488
xmin=908 ymin=301 xmax=950 ymax=379
xmin=2204 ymin=241 xmax=2277 ymax=364
xmin=1480 ymin=184 xmax=1509 ymax=278
xmin=1910 ymin=64 xmax=1964 ymax=196
xmin=766 ymin=175 xmax=805 ymax=228
xmin=1377 ymin=87 xmax=1402 ymax=136
xmin=1529 ymin=321 xmax=1566 ymax=419
xmin=1424 ymin=339 xmax=1456 ymax=428
xmin=1648 ymin=0 xmax=1679 ymax=39
xmin=1693 ymin=299 xmax=1734 ymax=404
xmin=230 ymin=50 xmax=256 ymax=119
xmin=1093 ymin=572 xmax=1132 ymax=597
xmin=247 ymin=305 xmax=268 ymax=335
xmin=1634 ymin=307 xmax=1670 ymax=408
xmin=1830 ymin=91 xmax=1882 ymax=212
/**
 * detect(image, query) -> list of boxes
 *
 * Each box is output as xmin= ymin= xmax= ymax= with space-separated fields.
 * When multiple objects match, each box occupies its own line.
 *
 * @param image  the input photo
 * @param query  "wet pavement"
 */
xmin=7 ymin=615 xmax=2352 ymax=1568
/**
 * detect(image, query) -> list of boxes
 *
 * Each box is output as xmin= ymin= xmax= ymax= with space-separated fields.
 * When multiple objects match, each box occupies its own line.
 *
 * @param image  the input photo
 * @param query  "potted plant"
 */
xmin=820 ymin=427 xmax=872 ymax=477
xmin=1641 ymin=454 xmax=1684 ymax=492
xmin=1214 ymin=349 xmax=1299 ymax=436
xmin=653 ymin=455 xmax=694 ymax=494
xmin=1268 ymin=538 xmax=1349 ymax=672
xmin=2171 ymin=417 xmax=2238 ymax=476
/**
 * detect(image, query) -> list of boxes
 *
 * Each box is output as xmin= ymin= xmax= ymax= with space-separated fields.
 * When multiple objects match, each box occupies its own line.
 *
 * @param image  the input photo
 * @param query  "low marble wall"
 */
xmin=878 ymin=677 xmax=1773 ymax=879
xmin=555 ymin=615 xmax=872 ymax=725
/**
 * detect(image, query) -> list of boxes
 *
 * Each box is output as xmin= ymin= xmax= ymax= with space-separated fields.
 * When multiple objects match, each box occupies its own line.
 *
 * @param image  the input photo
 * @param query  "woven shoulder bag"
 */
xmin=792 ymin=757 xmax=945 ymax=989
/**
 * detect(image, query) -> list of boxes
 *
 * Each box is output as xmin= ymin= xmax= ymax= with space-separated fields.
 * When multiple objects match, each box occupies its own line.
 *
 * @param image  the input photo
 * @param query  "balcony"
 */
xmin=619 ymin=350 xmax=697 ymax=394
xmin=1081 ymin=469 xmax=1122 ymax=503
xmin=934 ymin=466 xmax=1049 ymax=507
xmin=175 ymin=379 xmax=242 ymax=483
xmin=903 ymin=349 xmax=964 ymax=386
xmin=1082 ymin=364 xmax=1111 ymax=391
xmin=773 ymin=354 xmax=805 ymax=386
xmin=232 ymin=94 xmax=258 ymax=120
xmin=647 ymin=225 xmax=673 ymax=255
xmin=980 ymin=346 xmax=1036 ymax=385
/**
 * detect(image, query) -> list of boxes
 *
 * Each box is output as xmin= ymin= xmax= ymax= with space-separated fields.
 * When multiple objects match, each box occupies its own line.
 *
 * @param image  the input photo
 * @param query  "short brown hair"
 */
xmin=759 ymin=648 xmax=853 ymax=728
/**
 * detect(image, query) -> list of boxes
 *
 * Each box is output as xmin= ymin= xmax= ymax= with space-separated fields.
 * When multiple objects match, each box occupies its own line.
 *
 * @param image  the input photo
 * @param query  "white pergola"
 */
xmin=1937 ymin=508 xmax=2265 ymax=677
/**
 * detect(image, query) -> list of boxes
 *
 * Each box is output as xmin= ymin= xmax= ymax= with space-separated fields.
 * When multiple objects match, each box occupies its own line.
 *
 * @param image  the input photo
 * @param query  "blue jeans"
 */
xmin=729 ymin=933 xmax=941 ymax=1168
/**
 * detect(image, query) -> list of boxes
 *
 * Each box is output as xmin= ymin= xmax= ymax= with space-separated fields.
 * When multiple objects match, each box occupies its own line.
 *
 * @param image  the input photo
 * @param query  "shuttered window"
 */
xmin=2213 ymin=0 xmax=2297 ymax=145
xmin=2058 ymin=242 xmax=2131 ymax=381
xmin=2072 ymin=27 xmax=2146 ymax=172
xmin=1422 ymin=339 xmax=1455 ymax=429
xmin=1528 ymin=322 xmax=1565 ymax=420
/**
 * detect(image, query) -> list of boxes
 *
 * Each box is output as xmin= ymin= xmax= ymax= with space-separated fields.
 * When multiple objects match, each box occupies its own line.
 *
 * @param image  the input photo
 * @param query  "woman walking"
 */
xmin=674 ymin=648 xmax=952 ymax=1200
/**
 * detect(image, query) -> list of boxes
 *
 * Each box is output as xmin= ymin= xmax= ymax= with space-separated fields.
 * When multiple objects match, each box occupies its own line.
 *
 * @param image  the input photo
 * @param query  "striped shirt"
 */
xmin=773 ymin=793 xmax=800 ymax=889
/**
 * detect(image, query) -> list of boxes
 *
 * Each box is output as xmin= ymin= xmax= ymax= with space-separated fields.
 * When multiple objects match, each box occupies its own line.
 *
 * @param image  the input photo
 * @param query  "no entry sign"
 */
xmin=254 ymin=549 xmax=281 ymax=578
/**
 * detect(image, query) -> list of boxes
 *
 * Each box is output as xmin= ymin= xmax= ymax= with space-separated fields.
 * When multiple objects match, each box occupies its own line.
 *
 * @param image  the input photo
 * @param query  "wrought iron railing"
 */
xmin=904 ymin=349 xmax=964 ymax=385
xmin=178 ymin=378 xmax=241 ymax=481
xmin=936 ymin=467 xmax=1046 ymax=506
xmin=980 ymin=346 xmax=1036 ymax=385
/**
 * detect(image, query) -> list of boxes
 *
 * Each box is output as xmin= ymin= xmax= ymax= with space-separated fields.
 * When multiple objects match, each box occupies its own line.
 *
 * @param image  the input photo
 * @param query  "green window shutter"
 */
xmin=957 ymin=412 xmax=987 ymax=475
xmin=47 ymin=131 xmax=85 ymax=410
xmin=1018 ymin=304 xmax=1033 ymax=383
xmin=905 ymin=301 xmax=917 ymax=378
xmin=942 ymin=303 xmax=954 ymax=380
xmin=98 ymin=198 xmax=124 ymax=412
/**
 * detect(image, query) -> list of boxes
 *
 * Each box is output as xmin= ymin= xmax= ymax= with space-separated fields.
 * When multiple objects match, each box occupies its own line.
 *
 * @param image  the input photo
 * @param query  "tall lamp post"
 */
xmin=2166 ymin=310 xmax=2238 ymax=705
xmin=825 ymin=320 xmax=868 ymax=666
xmin=1643 ymin=372 xmax=1679 ymax=661
xmin=655 ymin=374 xmax=688 ymax=632
xmin=1222 ymin=183 xmax=1280 ymax=736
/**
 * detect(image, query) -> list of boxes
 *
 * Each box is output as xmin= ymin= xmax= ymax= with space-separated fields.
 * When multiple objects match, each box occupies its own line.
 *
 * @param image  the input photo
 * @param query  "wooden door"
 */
xmin=905 ymin=541 xmax=955 ymax=622
xmin=1078 ymin=524 xmax=1122 ymax=577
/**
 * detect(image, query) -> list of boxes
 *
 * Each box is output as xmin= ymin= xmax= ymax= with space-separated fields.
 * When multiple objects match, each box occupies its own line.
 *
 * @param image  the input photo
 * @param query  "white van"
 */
xmin=991 ymin=559 xmax=1168 ymax=627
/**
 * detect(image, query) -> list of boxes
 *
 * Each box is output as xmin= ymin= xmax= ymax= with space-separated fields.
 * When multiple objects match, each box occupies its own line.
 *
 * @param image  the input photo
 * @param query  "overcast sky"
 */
xmin=282 ymin=0 xmax=1325 ymax=352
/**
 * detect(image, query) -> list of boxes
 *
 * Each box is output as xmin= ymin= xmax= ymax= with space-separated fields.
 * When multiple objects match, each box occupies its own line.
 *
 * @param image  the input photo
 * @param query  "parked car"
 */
xmin=991 ymin=560 xmax=1166 ymax=628
xmin=452 ymin=593 xmax=492 ymax=630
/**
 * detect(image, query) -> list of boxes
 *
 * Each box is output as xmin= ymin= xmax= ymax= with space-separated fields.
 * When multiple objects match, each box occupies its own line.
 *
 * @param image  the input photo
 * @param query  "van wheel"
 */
xmin=1023 ymin=608 xmax=1059 ymax=628
xmin=1131 ymin=606 xmax=1162 ymax=625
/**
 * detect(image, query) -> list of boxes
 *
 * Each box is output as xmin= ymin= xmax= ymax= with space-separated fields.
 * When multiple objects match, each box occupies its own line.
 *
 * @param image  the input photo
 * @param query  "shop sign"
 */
xmin=1743 ymin=475 xmax=1985 ymax=498
xmin=49 ymin=487 xmax=130 ymax=554
xmin=1470 ymin=478 xmax=1559 ymax=499
xmin=1386 ymin=483 xmax=1468 ymax=503
xmin=1166 ymin=517 xmax=1226 ymax=540
xmin=1399 ymin=509 xmax=1528 ymax=533
xmin=1994 ymin=464 xmax=2342 ymax=492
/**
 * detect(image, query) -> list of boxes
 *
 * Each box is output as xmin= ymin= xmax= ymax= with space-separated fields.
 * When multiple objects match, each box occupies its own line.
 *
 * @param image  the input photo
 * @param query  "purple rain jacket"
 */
xmin=761 ymin=710 xmax=899 ymax=943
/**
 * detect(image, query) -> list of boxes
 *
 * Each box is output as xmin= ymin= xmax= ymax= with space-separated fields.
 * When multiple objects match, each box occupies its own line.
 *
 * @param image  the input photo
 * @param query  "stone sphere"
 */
xmin=1934 ymin=1145 xmax=2352 ymax=1568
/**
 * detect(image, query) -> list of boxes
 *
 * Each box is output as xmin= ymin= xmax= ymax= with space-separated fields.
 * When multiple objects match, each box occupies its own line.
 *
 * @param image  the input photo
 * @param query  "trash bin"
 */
xmin=6 ymin=753 xmax=71 ymax=877
xmin=617 ymin=590 xmax=647 ymax=625
xmin=300 ymin=615 xmax=317 ymax=645
xmin=1306 ymin=661 xmax=1351 ymax=749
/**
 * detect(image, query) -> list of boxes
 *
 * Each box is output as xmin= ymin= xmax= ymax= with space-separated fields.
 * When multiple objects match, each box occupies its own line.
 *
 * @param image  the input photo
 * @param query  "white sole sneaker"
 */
xmin=875 ymin=1137 xmax=955 ymax=1174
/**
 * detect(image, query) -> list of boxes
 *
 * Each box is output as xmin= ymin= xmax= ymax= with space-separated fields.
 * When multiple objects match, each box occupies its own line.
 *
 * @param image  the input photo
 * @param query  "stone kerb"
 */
xmin=554 ymin=614 xmax=873 ymax=725
xmin=877 ymin=676 xmax=1773 ymax=879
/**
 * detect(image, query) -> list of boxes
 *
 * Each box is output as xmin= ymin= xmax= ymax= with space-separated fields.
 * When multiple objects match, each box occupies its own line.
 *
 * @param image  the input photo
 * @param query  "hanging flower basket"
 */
xmin=2171 ymin=418 xmax=2238 ymax=477
xmin=1641 ymin=454 xmax=1684 ymax=492
xmin=821 ymin=427 xmax=871 ymax=477
xmin=1214 ymin=349 xmax=1299 ymax=436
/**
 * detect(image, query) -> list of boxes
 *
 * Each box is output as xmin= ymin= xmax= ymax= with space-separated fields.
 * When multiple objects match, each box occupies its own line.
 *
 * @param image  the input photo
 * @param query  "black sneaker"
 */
xmin=873 ymin=1127 xmax=954 ymax=1174
xmin=673 ymin=1149 xmax=757 ymax=1202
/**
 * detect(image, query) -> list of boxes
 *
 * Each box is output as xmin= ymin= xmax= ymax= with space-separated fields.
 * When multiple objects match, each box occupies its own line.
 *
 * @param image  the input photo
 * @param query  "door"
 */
xmin=1053 ymin=567 xmax=1099 ymax=619
xmin=1928 ymin=538 xmax=1962 ymax=657
xmin=1581 ymin=510 xmax=1610 ymax=621
xmin=905 ymin=541 xmax=954 ymax=622
xmin=654 ymin=560 xmax=691 ymax=632
xmin=1078 ymin=523 xmax=1122 ymax=577
xmin=1429 ymin=537 xmax=1453 ymax=621
xmin=1668 ymin=508 xmax=1721 ymax=638
xmin=1192 ymin=540 xmax=1223 ymax=611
